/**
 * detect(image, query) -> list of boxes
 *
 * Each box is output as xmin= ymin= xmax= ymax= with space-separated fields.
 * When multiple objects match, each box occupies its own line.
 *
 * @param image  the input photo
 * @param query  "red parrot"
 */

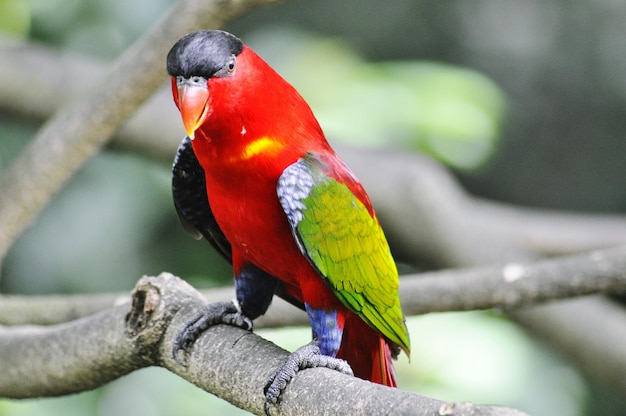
xmin=167 ymin=30 xmax=410 ymax=410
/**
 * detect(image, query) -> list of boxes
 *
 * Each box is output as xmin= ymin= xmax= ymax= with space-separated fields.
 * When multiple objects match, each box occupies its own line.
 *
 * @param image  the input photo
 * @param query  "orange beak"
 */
xmin=176 ymin=82 xmax=210 ymax=139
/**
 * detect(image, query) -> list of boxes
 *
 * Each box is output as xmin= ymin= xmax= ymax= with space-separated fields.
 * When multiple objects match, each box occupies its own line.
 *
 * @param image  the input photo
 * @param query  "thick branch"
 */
xmin=0 ymin=273 xmax=528 ymax=416
xmin=0 ymin=0 xmax=282 ymax=264
xmin=3 ymin=246 xmax=626 ymax=327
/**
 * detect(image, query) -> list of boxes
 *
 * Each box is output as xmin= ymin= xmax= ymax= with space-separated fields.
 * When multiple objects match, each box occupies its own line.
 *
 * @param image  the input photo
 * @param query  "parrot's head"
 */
xmin=167 ymin=30 xmax=243 ymax=139
xmin=167 ymin=30 xmax=325 ymax=157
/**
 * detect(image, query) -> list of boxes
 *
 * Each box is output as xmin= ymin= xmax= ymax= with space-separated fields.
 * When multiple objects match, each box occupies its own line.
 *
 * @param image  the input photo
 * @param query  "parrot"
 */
xmin=167 ymin=30 xmax=410 ymax=411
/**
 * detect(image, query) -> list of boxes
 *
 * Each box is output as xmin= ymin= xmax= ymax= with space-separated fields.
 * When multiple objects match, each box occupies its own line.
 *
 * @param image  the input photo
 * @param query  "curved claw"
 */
xmin=263 ymin=341 xmax=353 ymax=415
xmin=173 ymin=301 xmax=253 ymax=365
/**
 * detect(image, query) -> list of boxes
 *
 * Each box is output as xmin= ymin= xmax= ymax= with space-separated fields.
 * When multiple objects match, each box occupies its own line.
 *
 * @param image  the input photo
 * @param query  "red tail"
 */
xmin=337 ymin=313 xmax=397 ymax=387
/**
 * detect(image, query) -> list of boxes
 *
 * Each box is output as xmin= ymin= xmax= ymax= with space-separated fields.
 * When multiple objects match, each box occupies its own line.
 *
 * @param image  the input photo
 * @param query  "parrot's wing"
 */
xmin=172 ymin=136 xmax=232 ymax=261
xmin=277 ymin=153 xmax=410 ymax=353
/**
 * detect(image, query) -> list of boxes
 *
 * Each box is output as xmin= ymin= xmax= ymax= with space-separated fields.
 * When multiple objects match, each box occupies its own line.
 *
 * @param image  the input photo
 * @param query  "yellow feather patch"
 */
xmin=240 ymin=136 xmax=285 ymax=160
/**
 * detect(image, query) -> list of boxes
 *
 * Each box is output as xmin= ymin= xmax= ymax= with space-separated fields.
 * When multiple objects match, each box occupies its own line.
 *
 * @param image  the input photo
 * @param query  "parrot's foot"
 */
xmin=173 ymin=300 xmax=252 ymax=364
xmin=263 ymin=341 xmax=353 ymax=415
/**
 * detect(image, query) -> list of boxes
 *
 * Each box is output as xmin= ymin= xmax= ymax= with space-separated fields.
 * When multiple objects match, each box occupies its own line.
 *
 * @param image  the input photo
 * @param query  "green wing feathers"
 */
xmin=278 ymin=154 xmax=410 ymax=355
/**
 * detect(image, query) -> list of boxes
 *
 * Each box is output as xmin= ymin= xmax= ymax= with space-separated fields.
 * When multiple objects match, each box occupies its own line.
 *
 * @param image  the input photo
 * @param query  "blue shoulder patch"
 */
xmin=277 ymin=159 xmax=315 ymax=228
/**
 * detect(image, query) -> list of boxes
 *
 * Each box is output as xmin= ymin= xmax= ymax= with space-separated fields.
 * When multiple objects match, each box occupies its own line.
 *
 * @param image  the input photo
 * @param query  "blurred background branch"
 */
xmin=3 ymin=246 xmax=626 ymax=326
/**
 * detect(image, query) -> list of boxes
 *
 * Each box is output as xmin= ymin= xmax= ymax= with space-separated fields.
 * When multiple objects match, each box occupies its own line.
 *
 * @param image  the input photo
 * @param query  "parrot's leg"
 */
xmin=173 ymin=264 xmax=278 ymax=363
xmin=172 ymin=300 xmax=252 ymax=363
xmin=263 ymin=306 xmax=354 ymax=415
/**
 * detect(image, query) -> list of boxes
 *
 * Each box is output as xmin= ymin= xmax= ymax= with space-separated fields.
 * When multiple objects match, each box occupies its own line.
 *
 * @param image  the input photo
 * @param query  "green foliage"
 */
xmin=0 ymin=0 xmax=30 ymax=37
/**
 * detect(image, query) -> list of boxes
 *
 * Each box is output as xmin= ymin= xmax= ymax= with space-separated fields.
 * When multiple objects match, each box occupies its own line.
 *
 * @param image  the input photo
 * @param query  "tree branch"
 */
xmin=0 ymin=273 xmax=528 ymax=416
xmin=0 ymin=304 xmax=148 ymax=397
xmin=3 ymin=245 xmax=626 ymax=327
xmin=0 ymin=0 xmax=282 ymax=265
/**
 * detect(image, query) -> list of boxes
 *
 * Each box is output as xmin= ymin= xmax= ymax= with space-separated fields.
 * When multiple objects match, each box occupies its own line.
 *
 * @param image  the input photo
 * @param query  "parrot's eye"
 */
xmin=215 ymin=55 xmax=237 ymax=78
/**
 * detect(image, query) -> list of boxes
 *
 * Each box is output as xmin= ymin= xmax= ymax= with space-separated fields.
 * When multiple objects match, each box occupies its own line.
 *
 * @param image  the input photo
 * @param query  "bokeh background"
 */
xmin=1 ymin=0 xmax=626 ymax=415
